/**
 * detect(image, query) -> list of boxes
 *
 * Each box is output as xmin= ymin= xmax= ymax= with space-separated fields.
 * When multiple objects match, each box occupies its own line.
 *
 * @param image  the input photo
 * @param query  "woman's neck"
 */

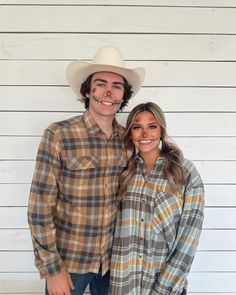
xmin=140 ymin=151 xmax=160 ymax=175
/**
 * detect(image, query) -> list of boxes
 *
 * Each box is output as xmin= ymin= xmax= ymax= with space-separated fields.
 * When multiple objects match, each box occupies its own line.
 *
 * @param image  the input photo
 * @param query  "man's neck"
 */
xmin=88 ymin=109 xmax=114 ymax=138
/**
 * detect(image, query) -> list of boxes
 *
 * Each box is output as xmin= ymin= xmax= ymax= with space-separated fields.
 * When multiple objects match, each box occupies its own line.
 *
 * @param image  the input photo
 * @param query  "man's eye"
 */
xmin=96 ymin=83 xmax=106 ymax=87
xmin=132 ymin=126 xmax=141 ymax=130
xmin=113 ymin=85 xmax=123 ymax=90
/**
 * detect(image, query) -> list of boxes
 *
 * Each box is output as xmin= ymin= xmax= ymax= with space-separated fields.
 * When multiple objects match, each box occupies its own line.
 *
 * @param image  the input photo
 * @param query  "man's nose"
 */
xmin=104 ymin=86 xmax=112 ymax=97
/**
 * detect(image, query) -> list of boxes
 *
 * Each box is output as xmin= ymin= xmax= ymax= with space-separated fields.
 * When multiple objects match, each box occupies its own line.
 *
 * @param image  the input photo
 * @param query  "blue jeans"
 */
xmin=45 ymin=271 xmax=110 ymax=295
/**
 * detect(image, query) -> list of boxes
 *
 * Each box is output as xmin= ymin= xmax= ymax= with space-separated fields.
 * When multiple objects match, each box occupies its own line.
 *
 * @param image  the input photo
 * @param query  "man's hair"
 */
xmin=79 ymin=73 xmax=133 ymax=111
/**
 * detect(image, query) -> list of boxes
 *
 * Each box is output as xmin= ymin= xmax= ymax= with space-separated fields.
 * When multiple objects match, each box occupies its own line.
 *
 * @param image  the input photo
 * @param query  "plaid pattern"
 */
xmin=28 ymin=110 xmax=126 ymax=279
xmin=110 ymin=156 xmax=204 ymax=295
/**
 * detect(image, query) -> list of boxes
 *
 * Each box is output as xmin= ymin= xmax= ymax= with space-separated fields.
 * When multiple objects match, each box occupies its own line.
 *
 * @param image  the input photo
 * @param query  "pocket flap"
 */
xmin=65 ymin=156 xmax=99 ymax=170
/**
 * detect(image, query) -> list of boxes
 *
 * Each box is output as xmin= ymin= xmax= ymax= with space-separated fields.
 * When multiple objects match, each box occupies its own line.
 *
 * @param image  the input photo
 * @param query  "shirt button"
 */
xmin=141 ymin=218 xmax=144 ymax=222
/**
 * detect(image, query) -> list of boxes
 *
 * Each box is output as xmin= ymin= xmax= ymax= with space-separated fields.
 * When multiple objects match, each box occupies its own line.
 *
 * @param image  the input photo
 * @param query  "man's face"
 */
xmin=87 ymin=71 xmax=125 ymax=118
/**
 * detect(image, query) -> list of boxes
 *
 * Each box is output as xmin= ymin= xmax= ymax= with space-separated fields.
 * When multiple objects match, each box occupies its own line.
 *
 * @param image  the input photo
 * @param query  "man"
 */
xmin=28 ymin=46 xmax=145 ymax=295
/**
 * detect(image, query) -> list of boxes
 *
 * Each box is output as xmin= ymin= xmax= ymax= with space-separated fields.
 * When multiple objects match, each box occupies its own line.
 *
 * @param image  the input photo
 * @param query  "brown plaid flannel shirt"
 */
xmin=28 ymin=110 xmax=126 ymax=278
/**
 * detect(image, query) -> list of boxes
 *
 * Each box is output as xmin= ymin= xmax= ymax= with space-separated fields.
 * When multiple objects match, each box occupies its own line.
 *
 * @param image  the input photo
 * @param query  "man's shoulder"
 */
xmin=116 ymin=122 xmax=125 ymax=136
xmin=46 ymin=114 xmax=84 ymax=134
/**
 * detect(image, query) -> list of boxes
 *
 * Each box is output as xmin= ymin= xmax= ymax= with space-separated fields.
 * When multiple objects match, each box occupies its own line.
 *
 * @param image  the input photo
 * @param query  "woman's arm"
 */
xmin=152 ymin=162 xmax=204 ymax=295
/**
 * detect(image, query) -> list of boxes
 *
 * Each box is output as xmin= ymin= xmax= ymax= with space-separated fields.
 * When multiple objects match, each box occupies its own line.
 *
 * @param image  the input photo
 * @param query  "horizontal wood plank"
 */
xmin=1 ymin=60 xmax=236 ymax=87
xmin=0 ymin=229 xmax=32 ymax=250
xmin=188 ymin=273 xmax=236 ymax=293
xmin=194 ymin=161 xmax=236 ymax=184
xmin=203 ymin=208 xmax=236 ymax=228
xmin=1 ymin=184 xmax=235 ymax=207
xmin=0 ymin=273 xmax=44 ymax=293
xmin=1 ymin=6 xmax=236 ymax=33
xmin=0 ymin=160 xmax=235 ymax=184
xmin=2 ymin=0 xmax=236 ymax=7
xmin=1 ymin=86 xmax=236 ymax=112
xmin=1 ymin=229 xmax=235 ymax=251
xmin=0 ymin=251 xmax=235 ymax=272
xmin=1 ymin=112 xmax=236 ymax=136
xmin=1 ymin=136 xmax=236 ymax=161
xmin=192 ymin=251 xmax=236 ymax=271
xmin=0 ymin=207 xmax=235 ymax=229
xmin=204 ymin=184 xmax=236 ymax=207
xmin=0 ymin=184 xmax=30 ymax=206
xmin=1 ymin=33 xmax=236 ymax=60
xmin=198 ymin=230 xmax=236 ymax=250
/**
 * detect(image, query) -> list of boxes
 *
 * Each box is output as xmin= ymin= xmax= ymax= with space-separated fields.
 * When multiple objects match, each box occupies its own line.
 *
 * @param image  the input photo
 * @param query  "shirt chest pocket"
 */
xmin=153 ymin=191 xmax=183 ymax=247
xmin=61 ymin=156 xmax=100 ymax=184
xmin=60 ymin=156 xmax=100 ymax=207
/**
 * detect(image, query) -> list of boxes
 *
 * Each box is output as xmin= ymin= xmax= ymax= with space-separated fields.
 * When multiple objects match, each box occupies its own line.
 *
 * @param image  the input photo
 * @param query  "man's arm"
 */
xmin=28 ymin=128 xmax=65 ymax=278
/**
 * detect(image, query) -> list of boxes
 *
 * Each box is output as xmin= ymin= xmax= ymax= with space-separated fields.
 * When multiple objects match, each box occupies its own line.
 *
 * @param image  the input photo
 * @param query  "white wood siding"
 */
xmin=0 ymin=1 xmax=235 ymax=294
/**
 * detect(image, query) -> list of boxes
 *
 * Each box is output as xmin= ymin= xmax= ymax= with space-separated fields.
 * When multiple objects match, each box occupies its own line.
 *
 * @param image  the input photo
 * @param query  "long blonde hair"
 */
xmin=119 ymin=102 xmax=187 ymax=197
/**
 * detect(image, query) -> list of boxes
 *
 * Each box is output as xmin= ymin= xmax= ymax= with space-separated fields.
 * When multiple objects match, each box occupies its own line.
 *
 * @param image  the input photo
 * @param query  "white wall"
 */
xmin=0 ymin=1 xmax=236 ymax=294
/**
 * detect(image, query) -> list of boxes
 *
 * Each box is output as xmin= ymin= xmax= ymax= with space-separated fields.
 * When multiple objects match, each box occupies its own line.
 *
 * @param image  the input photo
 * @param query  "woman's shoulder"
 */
xmin=181 ymin=157 xmax=197 ymax=172
xmin=181 ymin=158 xmax=202 ymax=180
xmin=181 ymin=158 xmax=204 ymax=191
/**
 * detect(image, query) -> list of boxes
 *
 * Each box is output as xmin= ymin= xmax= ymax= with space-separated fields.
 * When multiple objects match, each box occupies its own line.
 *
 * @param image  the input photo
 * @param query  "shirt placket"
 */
xmin=99 ymin=135 xmax=116 ymax=275
xmin=138 ymin=178 xmax=148 ymax=294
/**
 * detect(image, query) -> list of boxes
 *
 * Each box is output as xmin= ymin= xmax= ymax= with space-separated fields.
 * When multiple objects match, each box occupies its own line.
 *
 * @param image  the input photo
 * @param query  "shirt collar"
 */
xmin=135 ymin=154 xmax=164 ymax=163
xmin=135 ymin=154 xmax=165 ymax=176
xmin=83 ymin=110 xmax=120 ymax=137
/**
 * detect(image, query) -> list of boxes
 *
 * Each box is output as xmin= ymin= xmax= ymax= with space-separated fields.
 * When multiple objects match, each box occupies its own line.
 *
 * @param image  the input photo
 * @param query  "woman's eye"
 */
xmin=149 ymin=125 xmax=158 ymax=129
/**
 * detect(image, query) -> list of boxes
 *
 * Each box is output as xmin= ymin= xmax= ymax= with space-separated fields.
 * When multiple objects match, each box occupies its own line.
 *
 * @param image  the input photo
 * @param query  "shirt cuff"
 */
xmin=38 ymin=258 xmax=66 ymax=279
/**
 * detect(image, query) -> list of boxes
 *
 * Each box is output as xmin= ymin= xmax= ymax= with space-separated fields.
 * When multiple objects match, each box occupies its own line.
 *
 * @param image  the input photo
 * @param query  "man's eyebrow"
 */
xmin=93 ymin=79 xmax=124 ymax=86
xmin=93 ymin=79 xmax=107 ymax=83
xmin=113 ymin=81 xmax=124 ymax=86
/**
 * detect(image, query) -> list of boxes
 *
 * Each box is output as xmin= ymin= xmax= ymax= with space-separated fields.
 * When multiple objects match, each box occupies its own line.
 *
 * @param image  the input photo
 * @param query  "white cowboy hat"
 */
xmin=66 ymin=46 xmax=145 ymax=99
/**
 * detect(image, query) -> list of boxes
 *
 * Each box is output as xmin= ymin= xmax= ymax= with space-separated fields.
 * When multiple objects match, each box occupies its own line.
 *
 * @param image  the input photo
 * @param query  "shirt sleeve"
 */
xmin=152 ymin=163 xmax=205 ymax=295
xmin=28 ymin=127 xmax=66 ymax=279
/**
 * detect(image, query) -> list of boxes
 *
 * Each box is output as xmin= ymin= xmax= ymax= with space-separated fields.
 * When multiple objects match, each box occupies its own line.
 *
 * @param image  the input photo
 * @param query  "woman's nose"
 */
xmin=142 ymin=130 xmax=148 ymax=137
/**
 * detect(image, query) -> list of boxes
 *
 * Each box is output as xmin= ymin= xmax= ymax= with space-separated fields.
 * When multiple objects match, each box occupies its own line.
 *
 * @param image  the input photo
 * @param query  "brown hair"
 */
xmin=119 ymin=102 xmax=187 ymax=197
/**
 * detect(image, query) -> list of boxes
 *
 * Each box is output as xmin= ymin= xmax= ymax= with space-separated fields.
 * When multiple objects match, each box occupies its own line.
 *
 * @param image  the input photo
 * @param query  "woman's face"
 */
xmin=130 ymin=111 xmax=161 ymax=156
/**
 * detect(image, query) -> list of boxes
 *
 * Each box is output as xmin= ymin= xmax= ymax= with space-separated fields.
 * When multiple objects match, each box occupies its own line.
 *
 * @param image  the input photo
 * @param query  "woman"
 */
xmin=110 ymin=102 xmax=204 ymax=295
